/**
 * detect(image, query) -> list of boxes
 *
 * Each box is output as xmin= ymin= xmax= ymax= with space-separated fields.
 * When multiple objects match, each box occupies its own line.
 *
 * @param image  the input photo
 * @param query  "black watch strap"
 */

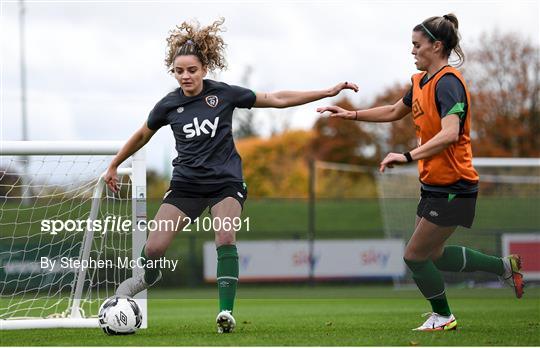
xmin=403 ymin=152 xmax=413 ymax=163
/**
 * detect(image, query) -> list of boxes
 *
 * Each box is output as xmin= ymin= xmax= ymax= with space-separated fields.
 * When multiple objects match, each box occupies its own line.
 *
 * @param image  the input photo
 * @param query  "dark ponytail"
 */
xmin=413 ymin=13 xmax=465 ymax=67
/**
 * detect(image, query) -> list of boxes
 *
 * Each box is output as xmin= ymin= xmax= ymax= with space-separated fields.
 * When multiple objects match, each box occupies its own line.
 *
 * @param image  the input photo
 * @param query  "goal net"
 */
xmin=0 ymin=141 xmax=147 ymax=330
xmin=376 ymin=157 xmax=540 ymax=287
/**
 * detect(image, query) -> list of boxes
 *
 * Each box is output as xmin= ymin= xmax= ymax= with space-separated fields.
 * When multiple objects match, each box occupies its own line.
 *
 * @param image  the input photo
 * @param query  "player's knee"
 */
xmin=144 ymin=243 xmax=166 ymax=259
xmin=430 ymin=246 xmax=444 ymax=261
xmin=215 ymin=230 xmax=235 ymax=246
xmin=404 ymin=247 xmax=427 ymax=262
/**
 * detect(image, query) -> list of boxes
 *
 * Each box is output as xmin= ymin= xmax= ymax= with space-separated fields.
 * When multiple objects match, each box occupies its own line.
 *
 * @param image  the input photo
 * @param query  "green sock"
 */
xmin=405 ymin=259 xmax=451 ymax=316
xmin=141 ymin=246 xmax=160 ymax=284
xmin=433 ymin=245 xmax=504 ymax=276
xmin=217 ymin=244 xmax=239 ymax=313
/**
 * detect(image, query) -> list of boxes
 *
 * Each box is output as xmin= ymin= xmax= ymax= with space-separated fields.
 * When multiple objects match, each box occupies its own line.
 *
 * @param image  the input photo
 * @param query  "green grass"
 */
xmin=1 ymin=286 xmax=539 ymax=346
xmin=2 ymin=197 xmax=539 ymax=344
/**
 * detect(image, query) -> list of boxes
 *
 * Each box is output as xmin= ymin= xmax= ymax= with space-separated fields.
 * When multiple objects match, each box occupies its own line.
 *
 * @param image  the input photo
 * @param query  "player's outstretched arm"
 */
xmin=253 ymin=81 xmax=359 ymax=108
xmin=104 ymin=123 xmax=156 ymax=192
xmin=317 ymin=99 xmax=410 ymax=122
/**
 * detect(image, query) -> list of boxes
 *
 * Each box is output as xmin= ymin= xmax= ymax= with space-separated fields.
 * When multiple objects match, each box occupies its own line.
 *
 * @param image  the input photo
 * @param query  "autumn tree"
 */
xmin=368 ymin=82 xmax=416 ymax=154
xmin=306 ymin=97 xmax=383 ymax=197
xmin=236 ymin=130 xmax=312 ymax=197
xmin=146 ymin=169 xmax=169 ymax=199
xmin=362 ymin=31 xmax=540 ymax=158
xmin=465 ymin=31 xmax=539 ymax=157
xmin=309 ymin=97 xmax=382 ymax=166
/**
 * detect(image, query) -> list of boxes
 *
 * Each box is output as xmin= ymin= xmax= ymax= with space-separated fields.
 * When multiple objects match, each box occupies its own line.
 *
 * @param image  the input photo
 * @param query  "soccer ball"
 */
xmin=98 ymin=296 xmax=142 ymax=335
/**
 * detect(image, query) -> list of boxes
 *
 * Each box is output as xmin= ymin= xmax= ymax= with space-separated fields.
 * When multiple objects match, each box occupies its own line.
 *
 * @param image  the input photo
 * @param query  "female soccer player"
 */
xmin=317 ymin=13 xmax=523 ymax=331
xmin=104 ymin=18 xmax=358 ymax=333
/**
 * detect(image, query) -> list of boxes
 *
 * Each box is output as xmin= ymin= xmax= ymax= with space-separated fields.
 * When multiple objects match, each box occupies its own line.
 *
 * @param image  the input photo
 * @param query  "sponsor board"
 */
xmin=204 ymin=239 xmax=405 ymax=282
xmin=502 ymin=233 xmax=540 ymax=280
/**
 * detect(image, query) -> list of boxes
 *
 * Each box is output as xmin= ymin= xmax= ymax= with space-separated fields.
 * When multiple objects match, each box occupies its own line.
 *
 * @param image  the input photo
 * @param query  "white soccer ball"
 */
xmin=98 ymin=296 xmax=142 ymax=335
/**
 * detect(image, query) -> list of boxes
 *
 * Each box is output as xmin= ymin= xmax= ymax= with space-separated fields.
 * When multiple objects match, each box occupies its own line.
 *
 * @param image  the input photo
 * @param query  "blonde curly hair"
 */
xmin=165 ymin=18 xmax=227 ymax=73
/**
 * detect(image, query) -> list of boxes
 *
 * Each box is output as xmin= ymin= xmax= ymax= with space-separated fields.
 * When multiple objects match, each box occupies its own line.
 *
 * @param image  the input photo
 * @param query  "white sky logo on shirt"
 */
xmin=183 ymin=117 xmax=220 ymax=139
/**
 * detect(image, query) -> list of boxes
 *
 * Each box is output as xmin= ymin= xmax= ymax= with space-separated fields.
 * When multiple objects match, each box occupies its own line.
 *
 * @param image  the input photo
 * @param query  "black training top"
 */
xmin=147 ymin=79 xmax=256 ymax=183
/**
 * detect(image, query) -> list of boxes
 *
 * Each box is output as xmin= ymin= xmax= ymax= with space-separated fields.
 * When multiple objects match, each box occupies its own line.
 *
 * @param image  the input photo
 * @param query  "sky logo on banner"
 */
xmin=292 ymin=250 xmax=320 ymax=267
xmin=239 ymin=255 xmax=251 ymax=270
xmin=360 ymin=250 xmax=391 ymax=267
xmin=183 ymin=117 xmax=219 ymax=139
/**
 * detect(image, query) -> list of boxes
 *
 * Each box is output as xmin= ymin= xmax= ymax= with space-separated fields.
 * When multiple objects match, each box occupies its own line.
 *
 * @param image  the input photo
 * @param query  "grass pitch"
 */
xmin=1 ymin=286 xmax=539 ymax=346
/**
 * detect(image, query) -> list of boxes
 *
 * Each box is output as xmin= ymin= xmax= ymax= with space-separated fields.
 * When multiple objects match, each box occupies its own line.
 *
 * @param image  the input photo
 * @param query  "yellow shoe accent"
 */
xmin=444 ymin=319 xmax=458 ymax=331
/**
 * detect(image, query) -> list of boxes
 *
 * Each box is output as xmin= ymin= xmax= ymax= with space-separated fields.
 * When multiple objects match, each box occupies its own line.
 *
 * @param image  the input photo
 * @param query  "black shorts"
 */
xmin=417 ymin=188 xmax=478 ymax=228
xmin=162 ymin=181 xmax=248 ymax=220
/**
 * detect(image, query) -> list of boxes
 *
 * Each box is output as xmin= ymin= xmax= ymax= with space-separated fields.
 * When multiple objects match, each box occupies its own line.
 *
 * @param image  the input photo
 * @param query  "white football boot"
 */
xmin=499 ymin=254 xmax=524 ymax=298
xmin=412 ymin=312 xmax=457 ymax=331
xmin=115 ymin=271 xmax=162 ymax=297
xmin=216 ymin=310 xmax=236 ymax=333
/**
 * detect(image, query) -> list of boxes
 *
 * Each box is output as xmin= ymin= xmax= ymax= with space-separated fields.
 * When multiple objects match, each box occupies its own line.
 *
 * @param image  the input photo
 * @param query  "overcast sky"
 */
xmin=1 ymin=0 xmax=538 ymax=174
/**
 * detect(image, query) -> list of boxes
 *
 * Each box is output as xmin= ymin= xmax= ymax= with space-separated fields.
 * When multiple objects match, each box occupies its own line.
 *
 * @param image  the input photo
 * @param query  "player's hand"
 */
xmin=379 ymin=152 xmax=408 ymax=173
xmin=328 ymin=81 xmax=359 ymax=96
xmin=316 ymin=105 xmax=356 ymax=120
xmin=103 ymin=167 xmax=120 ymax=193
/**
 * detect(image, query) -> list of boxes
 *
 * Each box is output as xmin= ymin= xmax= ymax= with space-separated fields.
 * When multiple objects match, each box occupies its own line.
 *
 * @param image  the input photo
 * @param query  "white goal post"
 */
xmin=0 ymin=141 xmax=147 ymax=330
